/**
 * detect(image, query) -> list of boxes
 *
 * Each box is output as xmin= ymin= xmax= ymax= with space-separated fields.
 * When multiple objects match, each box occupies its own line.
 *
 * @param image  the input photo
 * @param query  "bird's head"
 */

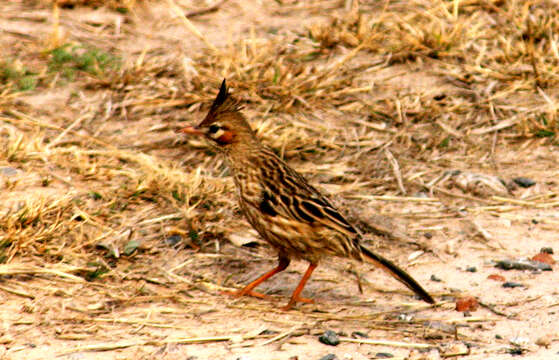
xmin=177 ymin=79 xmax=255 ymax=148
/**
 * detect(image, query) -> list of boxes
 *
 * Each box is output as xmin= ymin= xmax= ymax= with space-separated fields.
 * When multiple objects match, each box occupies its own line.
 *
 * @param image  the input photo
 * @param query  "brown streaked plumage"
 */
xmin=178 ymin=79 xmax=435 ymax=310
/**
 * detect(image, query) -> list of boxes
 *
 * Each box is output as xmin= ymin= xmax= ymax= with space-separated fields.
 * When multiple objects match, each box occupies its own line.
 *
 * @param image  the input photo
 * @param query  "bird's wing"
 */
xmin=260 ymin=153 xmax=359 ymax=238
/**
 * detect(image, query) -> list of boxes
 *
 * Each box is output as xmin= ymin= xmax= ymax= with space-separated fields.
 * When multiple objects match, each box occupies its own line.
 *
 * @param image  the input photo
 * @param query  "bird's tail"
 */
xmin=359 ymin=245 xmax=435 ymax=304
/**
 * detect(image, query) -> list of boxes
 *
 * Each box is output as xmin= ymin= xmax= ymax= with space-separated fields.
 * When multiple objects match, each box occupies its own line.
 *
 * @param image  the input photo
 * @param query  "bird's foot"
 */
xmin=220 ymin=289 xmax=272 ymax=300
xmin=281 ymin=296 xmax=314 ymax=311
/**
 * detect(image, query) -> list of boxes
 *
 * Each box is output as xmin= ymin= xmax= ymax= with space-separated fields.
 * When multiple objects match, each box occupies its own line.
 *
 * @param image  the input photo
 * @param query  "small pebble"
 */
xmin=495 ymin=334 xmax=503 ymax=339
xmin=398 ymin=313 xmax=414 ymax=322
xmin=424 ymin=232 xmax=433 ymax=239
xmin=424 ymin=320 xmax=457 ymax=333
xmin=123 ymin=240 xmax=140 ymax=256
xmin=0 ymin=167 xmax=18 ymax=177
xmin=502 ymin=282 xmax=524 ymax=288
xmin=414 ymin=191 xmax=430 ymax=198
xmin=424 ymin=333 xmax=443 ymax=340
xmin=260 ymin=329 xmax=279 ymax=335
xmin=510 ymin=336 xmax=530 ymax=347
xmin=495 ymin=259 xmax=551 ymax=271
xmin=506 ymin=347 xmax=524 ymax=355
xmin=535 ymin=335 xmax=551 ymax=347
xmin=351 ymin=331 xmax=368 ymax=338
xmin=540 ymin=247 xmax=554 ymax=254
xmin=165 ymin=234 xmax=182 ymax=246
xmin=456 ymin=296 xmax=479 ymax=312
xmin=466 ymin=266 xmax=477 ymax=272
xmin=375 ymin=353 xmax=394 ymax=359
xmin=319 ymin=330 xmax=340 ymax=346
xmin=531 ymin=252 xmax=555 ymax=266
xmin=487 ymin=274 xmax=506 ymax=282
xmin=445 ymin=343 xmax=469 ymax=356
xmin=418 ymin=348 xmax=438 ymax=357
xmin=430 ymin=274 xmax=442 ymax=282
xmin=318 ymin=354 xmax=338 ymax=360
xmin=513 ymin=177 xmax=536 ymax=188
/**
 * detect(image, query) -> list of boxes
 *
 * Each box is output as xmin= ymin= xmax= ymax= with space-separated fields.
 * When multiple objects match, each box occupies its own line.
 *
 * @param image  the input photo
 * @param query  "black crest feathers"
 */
xmin=205 ymin=79 xmax=242 ymax=116
xmin=199 ymin=79 xmax=244 ymax=127
xmin=210 ymin=79 xmax=229 ymax=112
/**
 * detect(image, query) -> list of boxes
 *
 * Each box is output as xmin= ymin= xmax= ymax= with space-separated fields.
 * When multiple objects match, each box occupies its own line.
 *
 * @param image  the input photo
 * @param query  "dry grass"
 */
xmin=1 ymin=0 xmax=559 ymax=358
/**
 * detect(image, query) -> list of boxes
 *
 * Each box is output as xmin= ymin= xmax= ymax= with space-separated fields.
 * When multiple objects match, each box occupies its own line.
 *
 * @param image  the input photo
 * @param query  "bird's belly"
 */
xmin=243 ymin=206 xmax=342 ymax=262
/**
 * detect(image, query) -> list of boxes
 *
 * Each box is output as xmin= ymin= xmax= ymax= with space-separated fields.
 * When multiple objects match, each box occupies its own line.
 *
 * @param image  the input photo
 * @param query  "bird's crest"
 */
xmin=200 ymin=79 xmax=243 ymax=126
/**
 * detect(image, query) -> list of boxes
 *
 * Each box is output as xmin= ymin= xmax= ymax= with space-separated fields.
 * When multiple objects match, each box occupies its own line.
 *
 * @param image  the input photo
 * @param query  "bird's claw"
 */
xmin=281 ymin=296 xmax=315 ymax=311
xmin=220 ymin=289 xmax=272 ymax=300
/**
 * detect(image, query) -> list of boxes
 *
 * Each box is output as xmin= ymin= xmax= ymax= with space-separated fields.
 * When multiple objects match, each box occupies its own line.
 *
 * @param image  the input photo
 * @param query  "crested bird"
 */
xmin=177 ymin=79 xmax=435 ymax=310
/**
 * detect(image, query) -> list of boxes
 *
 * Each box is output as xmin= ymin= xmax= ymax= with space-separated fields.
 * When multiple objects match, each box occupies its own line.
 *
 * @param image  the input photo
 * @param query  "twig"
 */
xmin=46 ymin=113 xmax=90 ymax=150
xmin=348 ymin=195 xmax=439 ymax=202
xmin=436 ymin=118 xmax=463 ymax=138
xmin=349 ymin=265 xmax=364 ymax=294
xmin=2 ymin=111 xmax=118 ymax=150
xmin=488 ymin=101 xmax=499 ymax=170
xmin=432 ymin=187 xmax=493 ymax=204
xmin=340 ymin=337 xmax=431 ymax=349
xmin=185 ymin=0 xmax=228 ymax=18
xmin=441 ymin=347 xmax=471 ymax=358
xmin=444 ymin=316 xmax=500 ymax=324
xmin=469 ymin=219 xmax=505 ymax=250
xmin=57 ymin=340 xmax=144 ymax=355
xmin=470 ymin=117 xmax=518 ymax=135
xmin=0 ymin=264 xmax=85 ymax=282
xmin=526 ymin=17 xmax=543 ymax=89
xmin=137 ymin=213 xmax=183 ymax=225
xmin=0 ymin=284 xmax=35 ymax=299
xmin=166 ymin=0 xmax=218 ymax=53
xmin=385 ymin=149 xmax=406 ymax=195
xmin=492 ymin=196 xmax=559 ymax=208
xmin=57 ymin=336 xmax=237 ymax=356
xmin=0 ymin=28 xmax=37 ymax=41
xmin=349 ymin=117 xmax=397 ymax=133
xmin=258 ymin=325 xmax=301 ymax=346
xmin=478 ymin=301 xmax=511 ymax=318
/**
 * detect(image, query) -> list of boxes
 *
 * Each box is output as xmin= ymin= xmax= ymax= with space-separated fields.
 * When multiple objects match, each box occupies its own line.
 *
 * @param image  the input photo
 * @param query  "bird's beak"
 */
xmin=176 ymin=126 xmax=204 ymax=136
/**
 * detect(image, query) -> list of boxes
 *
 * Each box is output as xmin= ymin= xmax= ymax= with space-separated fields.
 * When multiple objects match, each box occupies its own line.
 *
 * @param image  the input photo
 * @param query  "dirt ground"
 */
xmin=1 ymin=1 xmax=559 ymax=359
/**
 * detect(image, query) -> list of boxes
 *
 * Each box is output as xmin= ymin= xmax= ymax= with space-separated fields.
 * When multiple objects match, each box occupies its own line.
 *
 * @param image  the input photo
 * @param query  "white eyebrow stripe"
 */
xmin=209 ymin=128 xmax=225 ymax=139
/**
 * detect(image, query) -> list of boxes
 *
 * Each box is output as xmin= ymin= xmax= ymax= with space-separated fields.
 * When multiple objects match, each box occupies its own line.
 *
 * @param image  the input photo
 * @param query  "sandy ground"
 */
xmin=1 ymin=1 xmax=559 ymax=359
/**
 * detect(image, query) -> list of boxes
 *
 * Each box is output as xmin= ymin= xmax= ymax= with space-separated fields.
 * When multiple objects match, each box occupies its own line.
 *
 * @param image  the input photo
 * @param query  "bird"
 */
xmin=177 ymin=79 xmax=435 ymax=310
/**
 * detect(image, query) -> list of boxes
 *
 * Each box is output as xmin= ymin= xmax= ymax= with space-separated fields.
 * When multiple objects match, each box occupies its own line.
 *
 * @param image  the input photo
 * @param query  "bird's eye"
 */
xmin=208 ymin=124 xmax=220 ymax=134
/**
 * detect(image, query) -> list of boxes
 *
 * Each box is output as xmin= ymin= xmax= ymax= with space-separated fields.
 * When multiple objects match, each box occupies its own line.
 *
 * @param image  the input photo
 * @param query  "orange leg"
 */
xmin=281 ymin=263 xmax=317 ymax=311
xmin=223 ymin=256 xmax=290 ymax=299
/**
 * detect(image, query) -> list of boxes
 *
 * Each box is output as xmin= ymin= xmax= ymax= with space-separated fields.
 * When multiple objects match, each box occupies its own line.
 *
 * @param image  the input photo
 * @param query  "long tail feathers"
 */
xmin=359 ymin=245 xmax=435 ymax=304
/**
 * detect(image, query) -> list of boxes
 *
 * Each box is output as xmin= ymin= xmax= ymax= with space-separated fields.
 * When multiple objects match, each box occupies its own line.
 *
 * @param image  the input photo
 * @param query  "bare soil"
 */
xmin=1 ymin=1 xmax=558 ymax=359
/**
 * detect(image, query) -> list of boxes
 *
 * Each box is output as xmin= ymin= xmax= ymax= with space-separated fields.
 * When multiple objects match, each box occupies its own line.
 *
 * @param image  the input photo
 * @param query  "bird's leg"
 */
xmin=223 ymin=256 xmax=290 ymax=299
xmin=281 ymin=263 xmax=317 ymax=311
